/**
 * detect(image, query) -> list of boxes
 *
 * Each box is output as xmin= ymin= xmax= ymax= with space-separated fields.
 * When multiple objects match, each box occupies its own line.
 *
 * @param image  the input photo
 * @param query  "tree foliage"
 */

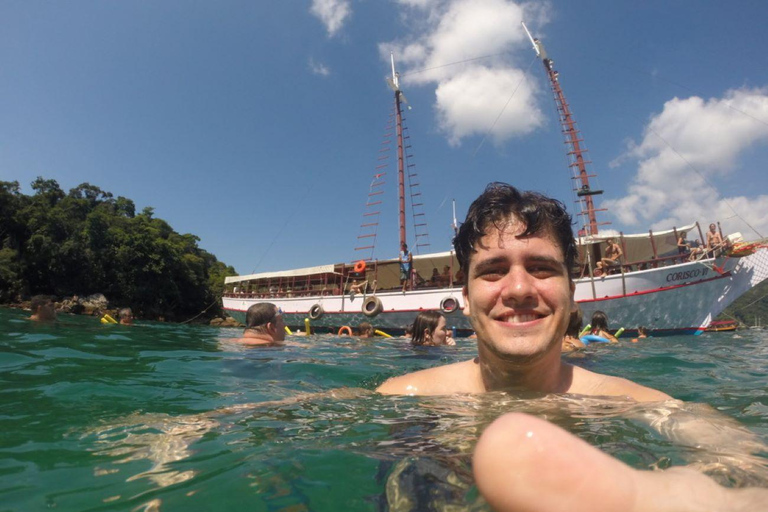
xmin=0 ymin=178 xmax=236 ymax=320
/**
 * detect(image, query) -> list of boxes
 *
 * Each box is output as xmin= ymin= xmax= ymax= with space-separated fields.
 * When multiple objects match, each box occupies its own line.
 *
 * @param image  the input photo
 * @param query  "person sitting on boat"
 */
xmin=430 ymin=268 xmax=441 ymax=285
xmin=561 ymin=307 xmax=586 ymax=352
xmin=399 ymin=243 xmax=413 ymax=292
xmin=236 ymin=303 xmax=285 ymax=346
xmin=118 ymin=308 xmax=134 ymax=325
xmin=440 ymin=265 xmax=452 ymax=286
xmin=589 ymin=310 xmax=619 ymax=343
xmin=706 ymin=223 xmax=727 ymax=256
xmin=409 ymin=311 xmax=455 ymax=347
xmin=348 ymin=279 xmax=366 ymax=296
xmin=595 ymin=238 xmax=623 ymax=276
xmin=677 ymin=231 xmax=692 ymax=259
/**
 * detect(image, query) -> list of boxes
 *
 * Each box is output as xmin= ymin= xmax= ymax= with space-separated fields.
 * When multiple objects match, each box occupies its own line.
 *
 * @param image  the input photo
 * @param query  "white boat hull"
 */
xmin=222 ymin=249 xmax=768 ymax=336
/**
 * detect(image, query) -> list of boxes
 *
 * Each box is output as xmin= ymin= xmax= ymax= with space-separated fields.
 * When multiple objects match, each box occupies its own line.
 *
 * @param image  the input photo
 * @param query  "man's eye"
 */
xmin=478 ymin=268 xmax=504 ymax=279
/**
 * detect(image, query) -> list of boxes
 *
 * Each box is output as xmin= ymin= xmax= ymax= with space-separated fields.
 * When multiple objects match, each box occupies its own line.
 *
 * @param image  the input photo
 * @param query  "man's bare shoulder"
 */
xmin=376 ymin=359 xmax=483 ymax=396
xmin=568 ymin=364 xmax=671 ymax=402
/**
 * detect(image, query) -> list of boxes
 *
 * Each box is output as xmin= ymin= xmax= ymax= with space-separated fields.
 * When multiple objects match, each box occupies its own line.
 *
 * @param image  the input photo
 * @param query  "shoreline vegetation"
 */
xmin=1 ymin=178 xmax=238 ymax=324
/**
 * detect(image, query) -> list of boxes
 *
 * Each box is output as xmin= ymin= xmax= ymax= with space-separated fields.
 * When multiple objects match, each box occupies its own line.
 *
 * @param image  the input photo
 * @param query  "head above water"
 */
xmin=565 ymin=305 xmax=584 ymax=338
xmin=118 ymin=307 xmax=134 ymax=325
xmin=410 ymin=311 xmax=443 ymax=346
xmin=30 ymin=295 xmax=56 ymax=321
xmin=453 ymin=183 xmax=577 ymax=277
xmin=245 ymin=303 xmax=280 ymax=332
xmin=591 ymin=310 xmax=610 ymax=331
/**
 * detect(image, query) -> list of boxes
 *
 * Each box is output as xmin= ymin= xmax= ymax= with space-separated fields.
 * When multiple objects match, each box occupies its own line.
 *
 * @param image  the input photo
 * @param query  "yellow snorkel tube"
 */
xmin=101 ymin=314 xmax=118 ymax=324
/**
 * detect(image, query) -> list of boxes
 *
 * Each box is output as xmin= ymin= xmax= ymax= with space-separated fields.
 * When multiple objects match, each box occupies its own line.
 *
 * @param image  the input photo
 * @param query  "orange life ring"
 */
xmin=353 ymin=260 xmax=366 ymax=273
xmin=338 ymin=325 xmax=353 ymax=336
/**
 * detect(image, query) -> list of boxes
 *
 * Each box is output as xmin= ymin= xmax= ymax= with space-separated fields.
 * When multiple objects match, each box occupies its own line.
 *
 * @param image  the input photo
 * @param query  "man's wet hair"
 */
xmin=245 ymin=303 xmax=278 ymax=332
xmin=453 ymin=183 xmax=577 ymax=276
xmin=30 ymin=295 xmax=49 ymax=314
xmin=118 ymin=308 xmax=133 ymax=320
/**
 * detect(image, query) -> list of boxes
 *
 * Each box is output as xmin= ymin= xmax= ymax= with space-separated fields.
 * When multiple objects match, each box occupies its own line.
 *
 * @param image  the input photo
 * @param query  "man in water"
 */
xmin=378 ymin=183 xmax=768 ymax=507
xmin=398 ymin=242 xmax=412 ymax=292
xmin=236 ymin=303 xmax=285 ymax=346
xmin=378 ymin=183 xmax=666 ymax=401
xmin=28 ymin=295 xmax=57 ymax=322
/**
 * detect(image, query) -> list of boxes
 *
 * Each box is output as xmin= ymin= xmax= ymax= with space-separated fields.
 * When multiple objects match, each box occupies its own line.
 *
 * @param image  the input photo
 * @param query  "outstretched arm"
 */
xmin=474 ymin=412 xmax=767 ymax=512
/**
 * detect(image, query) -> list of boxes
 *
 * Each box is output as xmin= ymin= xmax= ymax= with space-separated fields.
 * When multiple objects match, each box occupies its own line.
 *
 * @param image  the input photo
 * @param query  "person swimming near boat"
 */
xmin=236 ymin=303 xmax=285 ymax=346
xmin=587 ymin=310 xmax=619 ymax=343
xmin=28 ymin=295 xmax=56 ymax=322
xmin=410 ymin=311 xmax=455 ymax=346
xmin=118 ymin=307 xmax=134 ymax=325
xmin=399 ymin=242 xmax=413 ymax=292
xmin=595 ymin=238 xmax=622 ymax=276
xmin=357 ymin=321 xmax=374 ymax=338
xmin=631 ymin=325 xmax=648 ymax=343
xmin=561 ymin=306 xmax=586 ymax=352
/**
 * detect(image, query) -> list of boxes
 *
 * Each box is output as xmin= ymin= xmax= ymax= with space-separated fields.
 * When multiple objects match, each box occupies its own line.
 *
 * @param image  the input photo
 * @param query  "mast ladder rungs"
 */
xmin=360 ymin=223 xmax=378 ymax=227
xmin=366 ymin=201 xmax=382 ymax=207
xmin=357 ymin=234 xmax=376 ymax=239
xmin=355 ymin=246 xmax=375 ymax=251
xmin=363 ymin=211 xmax=381 ymax=217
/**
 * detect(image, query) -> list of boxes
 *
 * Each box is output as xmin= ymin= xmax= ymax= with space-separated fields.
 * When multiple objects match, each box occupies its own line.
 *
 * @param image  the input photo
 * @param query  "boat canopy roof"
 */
xmin=225 ymin=264 xmax=340 ymax=284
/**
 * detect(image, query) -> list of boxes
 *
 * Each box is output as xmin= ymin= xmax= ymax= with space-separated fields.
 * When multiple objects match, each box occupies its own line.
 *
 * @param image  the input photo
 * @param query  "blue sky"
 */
xmin=2 ymin=1 xmax=767 ymax=275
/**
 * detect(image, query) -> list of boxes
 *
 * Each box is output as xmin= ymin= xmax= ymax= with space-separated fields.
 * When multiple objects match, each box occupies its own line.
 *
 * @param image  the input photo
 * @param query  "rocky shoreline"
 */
xmin=4 ymin=293 xmax=243 ymax=327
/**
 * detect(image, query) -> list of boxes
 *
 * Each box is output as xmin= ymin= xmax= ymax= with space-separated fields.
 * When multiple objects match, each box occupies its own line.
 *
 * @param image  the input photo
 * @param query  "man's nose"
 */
xmin=499 ymin=267 xmax=536 ymax=305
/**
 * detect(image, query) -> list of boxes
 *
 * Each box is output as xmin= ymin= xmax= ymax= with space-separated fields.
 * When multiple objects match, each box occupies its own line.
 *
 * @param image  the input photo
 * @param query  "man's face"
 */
xmin=462 ymin=219 xmax=575 ymax=362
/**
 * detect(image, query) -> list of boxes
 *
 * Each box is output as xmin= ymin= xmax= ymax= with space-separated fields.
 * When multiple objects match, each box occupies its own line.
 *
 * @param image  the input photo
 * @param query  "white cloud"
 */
xmin=309 ymin=58 xmax=331 ymax=77
xmin=310 ymin=0 xmax=352 ymax=37
xmin=604 ymin=87 xmax=768 ymax=239
xmin=380 ymin=0 xmax=551 ymax=146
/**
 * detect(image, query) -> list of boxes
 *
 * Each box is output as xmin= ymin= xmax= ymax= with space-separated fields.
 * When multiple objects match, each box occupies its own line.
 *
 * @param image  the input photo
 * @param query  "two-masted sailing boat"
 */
xmin=223 ymin=29 xmax=768 ymax=336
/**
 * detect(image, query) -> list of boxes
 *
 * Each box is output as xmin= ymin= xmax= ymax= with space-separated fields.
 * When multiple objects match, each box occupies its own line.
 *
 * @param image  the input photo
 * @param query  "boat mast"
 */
xmin=390 ymin=53 xmax=408 ymax=248
xmin=522 ymin=22 xmax=605 ymax=236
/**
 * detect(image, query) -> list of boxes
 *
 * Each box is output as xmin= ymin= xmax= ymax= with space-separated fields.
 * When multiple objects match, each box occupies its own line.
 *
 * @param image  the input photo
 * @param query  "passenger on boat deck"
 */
xmin=236 ymin=303 xmax=285 ymax=346
xmin=28 ymin=295 xmax=56 ymax=322
xmin=706 ymin=223 xmax=726 ymax=255
xmin=357 ymin=322 xmax=374 ymax=338
xmin=410 ymin=311 xmax=456 ymax=346
xmin=399 ymin=243 xmax=413 ymax=292
xmin=430 ymin=268 xmax=440 ymax=285
xmin=377 ymin=183 xmax=665 ymax=400
xmin=588 ymin=310 xmax=619 ymax=342
xmin=677 ymin=231 xmax=691 ymax=257
xmin=118 ymin=307 xmax=134 ymax=325
xmin=595 ymin=238 xmax=622 ymax=276
xmin=348 ymin=279 xmax=365 ymax=295
xmin=441 ymin=265 xmax=452 ymax=286
xmin=561 ymin=306 xmax=585 ymax=352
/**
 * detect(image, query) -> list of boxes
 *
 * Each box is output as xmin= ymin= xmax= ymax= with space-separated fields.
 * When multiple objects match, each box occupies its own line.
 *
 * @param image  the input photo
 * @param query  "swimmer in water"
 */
xmin=409 ymin=311 xmax=455 ymax=346
xmin=28 ymin=295 xmax=56 ymax=322
xmin=236 ymin=303 xmax=285 ymax=346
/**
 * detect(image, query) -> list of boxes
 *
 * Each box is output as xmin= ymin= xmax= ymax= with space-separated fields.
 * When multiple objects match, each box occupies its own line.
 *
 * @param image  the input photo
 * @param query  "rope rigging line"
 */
xmin=472 ymin=54 xmax=538 ymax=157
xmin=649 ymin=128 xmax=764 ymax=239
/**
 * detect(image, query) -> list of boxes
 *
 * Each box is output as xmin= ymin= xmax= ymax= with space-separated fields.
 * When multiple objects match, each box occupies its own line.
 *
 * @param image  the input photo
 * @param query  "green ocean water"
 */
xmin=2 ymin=307 xmax=768 ymax=511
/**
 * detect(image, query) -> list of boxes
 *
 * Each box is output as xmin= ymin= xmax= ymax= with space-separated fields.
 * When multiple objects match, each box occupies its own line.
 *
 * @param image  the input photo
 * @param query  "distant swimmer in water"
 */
xmin=410 ymin=311 xmax=455 ymax=346
xmin=28 ymin=295 xmax=56 ymax=322
xmin=357 ymin=321 xmax=374 ymax=338
xmin=236 ymin=303 xmax=285 ymax=346
xmin=588 ymin=310 xmax=619 ymax=343
xmin=561 ymin=307 xmax=586 ymax=352
xmin=118 ymin=308 xmax=134 ymax=325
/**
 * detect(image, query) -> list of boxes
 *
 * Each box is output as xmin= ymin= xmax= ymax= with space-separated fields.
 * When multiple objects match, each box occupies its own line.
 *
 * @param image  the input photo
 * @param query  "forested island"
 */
xmin=0 ymin=178 xmax=236 ymax=321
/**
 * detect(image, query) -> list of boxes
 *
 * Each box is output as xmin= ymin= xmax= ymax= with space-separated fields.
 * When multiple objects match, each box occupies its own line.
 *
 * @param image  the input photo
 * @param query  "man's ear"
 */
xmin=462 ymin=285 xmax=471 ymax=316
xmin=569 ymin=281 xmax=577 ymax=312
